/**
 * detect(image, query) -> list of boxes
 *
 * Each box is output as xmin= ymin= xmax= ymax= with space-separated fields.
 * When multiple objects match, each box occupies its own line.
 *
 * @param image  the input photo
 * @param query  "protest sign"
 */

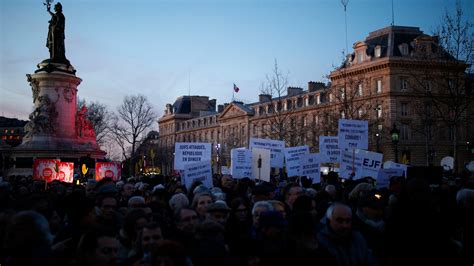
xmin=174 ymin=142 xmax=212 ymax=170
xmin=183 ymin=161 xmax=213 ymax=189
xmin=340 ymin=149 xmax=383 ymax=180
xmin=33 ymin=159 xmax=60 ymax=182
xmin=251 ymin=148 xmax=271 ymax=182
xmin=249 ymin=138 xmax=285 ymax=168
xmin=221 ymin=166 xmax=231 ymax=175
xmin=376 ymin=168 xmax=404 ymax=189
xmin=338 ymin=119 xmax=368 ymax=150
xmin=284 ymin=145 xmax=309 ymax=177
xmin=95 ymin=162 xmax=121 ymax=181
xmin=383 ymin=160 xmax=408 ymax=177
xmin=231 ymin=148 xmax=252 ymax=179
xmin=58 ymin=162 xmax=74 ymax=183
xmin=319 ymin=136 xmax=341 ymax=163
xmin=301 ymin=153 xmax=321 ymax=184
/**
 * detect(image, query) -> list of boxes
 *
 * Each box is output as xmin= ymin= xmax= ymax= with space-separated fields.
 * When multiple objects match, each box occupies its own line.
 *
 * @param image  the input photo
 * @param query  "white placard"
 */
xmin=319 ymin=136 xmax=341 ymax=163
xmin=376 ymin=168 xmax=404 ymax=189
xmin=174 ymin=142 xmax=212 ymax=170
xmin=251 ymin=148 xmax=271 ymax=182
xmin=249 ymin=138 xmax=285 ymax=168
xmin=221 ymin=166 xmax=231 ymax=175
xmin=301 ymin=153 xmax=321 ymax=184
xmin=231 ymin=148 xmax=252 ymax=179
xmin=183 ymin=161 xmax=213 ymax=189
xmin=284 ymin=145 xmax=309 ymax=177
xmin=383 ymin=161 xmax=408 ymax=177
xmin=340 ymin=149 xmax=383 ymax=180
xmin=338 ymin=119 xmax=369 ymax=150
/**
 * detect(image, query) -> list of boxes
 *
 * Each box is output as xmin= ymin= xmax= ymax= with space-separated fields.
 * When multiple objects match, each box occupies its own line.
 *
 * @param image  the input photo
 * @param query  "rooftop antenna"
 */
xmin=391 ymin=0 xmax=395 ymax=26
xmin=341 ymin=0 xmax=349 ymax=56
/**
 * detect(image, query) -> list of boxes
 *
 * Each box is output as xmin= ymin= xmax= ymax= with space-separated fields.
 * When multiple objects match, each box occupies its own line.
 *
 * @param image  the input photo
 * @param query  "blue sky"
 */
xmin=1 ymin=0 xmax=472 ymax=127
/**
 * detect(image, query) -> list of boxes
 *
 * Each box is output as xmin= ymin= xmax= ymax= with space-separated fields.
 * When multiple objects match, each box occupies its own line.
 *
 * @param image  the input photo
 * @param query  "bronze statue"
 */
xmin=46 ymin=1 xmax=68 ymax=64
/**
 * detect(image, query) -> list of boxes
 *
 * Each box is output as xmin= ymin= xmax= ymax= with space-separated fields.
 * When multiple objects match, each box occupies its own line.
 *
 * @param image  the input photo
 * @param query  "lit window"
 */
xmin=358 ymin=109 xmax=363 ymax=118
xmin=340 ymin=111 xmax=345 ymax=118
xmin=329 ymin=93 xmax=333 ymax=102
xmin=377 ymin=105 xmax=382 ymax=118
xmin=340 ymin=88 xmax=345 ymax=99
xmin=316 ymin=95 xmax=320 ymax=104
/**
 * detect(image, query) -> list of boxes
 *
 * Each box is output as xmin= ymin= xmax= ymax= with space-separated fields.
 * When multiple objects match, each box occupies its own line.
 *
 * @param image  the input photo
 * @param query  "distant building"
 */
xmin=157 ymin=25 xmax=473 ymax=175
xmin=0 ymin=116 xmax=28 ymax=147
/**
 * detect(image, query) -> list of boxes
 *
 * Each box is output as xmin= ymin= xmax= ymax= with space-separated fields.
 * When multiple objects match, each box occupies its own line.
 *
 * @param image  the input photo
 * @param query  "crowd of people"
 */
xmin=0 ymin=170 xmax=473 ymax=266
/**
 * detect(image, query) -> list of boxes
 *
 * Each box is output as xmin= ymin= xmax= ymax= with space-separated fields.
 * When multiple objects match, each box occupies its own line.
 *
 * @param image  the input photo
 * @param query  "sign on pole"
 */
xmin=319 ymin=136 xmax=341 ymax=163
xmin=301 ymin=153 xmax=321 ymax=184
xmin=95 ymin=162 xmax=122 ymax=181
xmin=33 ymin=159 xmax=60 ymax=182
xmin=284 ymin=145 xmax=309 ymax=177
xmin=231 ymin=148 xmax=252 ymax=179
xmin=340 ymin=149 xmax=383 ymax=180
xmin=251 ymin=148 xmax=271 ymax=182
xmin=58 ymin=162 xmax=74 ymax=183
xmin=174 ymin=142 xmax=212 ymax=170
xmin=183 ymin=161 xmax=213 ymax=190
xmin=338 ymin=119 xmax=368 ymax=150
xmin=249 ymin=138 xmax=285 ymax=168
xmin=376 ymin=168 xmax=404 ymax=189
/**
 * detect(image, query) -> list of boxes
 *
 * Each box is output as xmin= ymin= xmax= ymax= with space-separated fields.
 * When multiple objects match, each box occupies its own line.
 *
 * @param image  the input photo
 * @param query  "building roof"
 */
xmin=0 ymin=116 xmax=28 ymax=128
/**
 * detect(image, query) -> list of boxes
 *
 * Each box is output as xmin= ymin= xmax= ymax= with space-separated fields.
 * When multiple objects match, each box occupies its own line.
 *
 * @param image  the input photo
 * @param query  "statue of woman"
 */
xmin=46 ymin=2 xmax=68 ymax=63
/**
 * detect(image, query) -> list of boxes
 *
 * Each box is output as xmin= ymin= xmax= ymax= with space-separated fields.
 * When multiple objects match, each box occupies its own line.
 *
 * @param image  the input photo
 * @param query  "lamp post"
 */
xmin=390 ymin=123 xmax=400 ymax=163
xmin=375 ymin=132 xmax=381 ymax=153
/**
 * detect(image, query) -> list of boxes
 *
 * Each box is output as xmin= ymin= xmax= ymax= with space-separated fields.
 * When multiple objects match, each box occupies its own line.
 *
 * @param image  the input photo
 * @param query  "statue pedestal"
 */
xmin=8 ymin=61 xmax=105 ymax=176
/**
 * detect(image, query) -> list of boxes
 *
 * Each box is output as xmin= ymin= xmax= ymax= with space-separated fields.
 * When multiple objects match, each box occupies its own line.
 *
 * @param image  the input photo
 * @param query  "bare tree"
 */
xmin=111 ymin=95 xmax=157 ymax=172
xmin=259 ymin=60 xmax=300 ymax=145
xmin=409 ymin=2 xmax=473 ymax=169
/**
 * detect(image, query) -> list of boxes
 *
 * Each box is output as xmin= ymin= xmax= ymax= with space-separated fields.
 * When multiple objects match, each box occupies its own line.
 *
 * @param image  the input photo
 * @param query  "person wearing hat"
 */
xmin=206 ymin=200 xmax=231 ymax=226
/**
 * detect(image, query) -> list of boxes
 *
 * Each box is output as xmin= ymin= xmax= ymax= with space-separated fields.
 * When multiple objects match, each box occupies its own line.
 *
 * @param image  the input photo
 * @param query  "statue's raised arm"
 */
xmin=45 ymin=1 xmax=69 ymax=64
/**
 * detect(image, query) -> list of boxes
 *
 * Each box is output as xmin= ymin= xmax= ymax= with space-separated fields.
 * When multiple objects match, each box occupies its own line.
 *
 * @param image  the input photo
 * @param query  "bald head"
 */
xmin=326 ymin=203 xmax=352 ymax=237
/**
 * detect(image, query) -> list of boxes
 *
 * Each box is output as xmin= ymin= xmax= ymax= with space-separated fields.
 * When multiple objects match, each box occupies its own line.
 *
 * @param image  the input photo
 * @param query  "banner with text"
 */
xmin=174 ymin=142 xmax=212 ymax=170
xmin=301 ymin=153 xmax=321 ymax=184
xmin=33 ymin=159 xmax=60 ymax=182
xmin=340 ymin=149 xmax=383 ymax=180
xmin=58 ymin=162 xmax=74 ymax=183
xmin=319 ymin=136 xmax=341 ymax=163
xmin=338 ymin=119 xmax=368 ymax=150
xmin=231 ymin=148 xmax=252 ymax=179
xmin=251 ymin=148 xmax=271 ymax=182
xmin=183 ymin=161 xmax=213 ymax=189
xmin=376 ymin=168 xmax=404 ymax=189
xmin=249 ymin=138 xmax=285 ymax=168
xmin=95 ymin=162 xmax=121 ymax=181
xmin=284 ymin=145 xmax=309 ymax=177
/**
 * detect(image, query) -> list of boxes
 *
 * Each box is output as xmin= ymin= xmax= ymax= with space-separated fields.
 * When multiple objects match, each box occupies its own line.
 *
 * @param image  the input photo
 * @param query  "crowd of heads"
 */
xmin=0 ymin=169 xmax=473 ymax=266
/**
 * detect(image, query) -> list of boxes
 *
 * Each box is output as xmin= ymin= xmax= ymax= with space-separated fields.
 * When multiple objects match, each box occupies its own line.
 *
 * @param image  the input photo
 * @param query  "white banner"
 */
xmin=284 ymin=145 xmax=309 ymax=177
xmin=251 ymin=148 xmax=271 ymax=182
xmin=376 ymin=168 xmax=404 ymax=189
xmin=338 ymin=119 xmax=368 ymax=150
xmin=319 ymin=136 xmax=341 ymax=163
xmin=340 ymin=149 xmax=383 ymax=180
xmin=249 ymin=138 xmax=285 ymax=168
xmin=174 ymin=142 xmax=212 ymax=170
xmin=231 ymin=148 xmax=252 ymax=179
xmin=383 ymin=161 xmax=408 ymax=177
xmin=301 ymin=153 xmax=321 ymax=184
xmin=183 ymin=161 xmax=213 ymax=189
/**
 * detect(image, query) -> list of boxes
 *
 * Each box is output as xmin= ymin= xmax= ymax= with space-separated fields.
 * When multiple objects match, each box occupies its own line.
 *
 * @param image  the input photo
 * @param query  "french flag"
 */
xmin=233 ymin=83 xmax=240 ymax=93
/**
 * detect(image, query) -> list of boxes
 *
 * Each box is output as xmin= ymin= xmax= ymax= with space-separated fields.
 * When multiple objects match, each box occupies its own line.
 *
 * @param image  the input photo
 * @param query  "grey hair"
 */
xmin=325 ymin=202 xmax=352 ymax=220
xmin=169 ymin=193 xmax=190 ymax=211
xmin=251 ymin=200 xmax=274 ymax=216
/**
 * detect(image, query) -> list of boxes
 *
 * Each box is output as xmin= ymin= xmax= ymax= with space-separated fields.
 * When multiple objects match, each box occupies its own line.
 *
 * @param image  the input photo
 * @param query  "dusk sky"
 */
xmin=1 ymin=0 xmax=472 ymax=130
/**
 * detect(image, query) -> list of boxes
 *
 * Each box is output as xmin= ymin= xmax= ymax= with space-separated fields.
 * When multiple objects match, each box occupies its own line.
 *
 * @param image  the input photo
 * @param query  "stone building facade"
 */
xmin=158 ymin=26 xmax=473 ymax=175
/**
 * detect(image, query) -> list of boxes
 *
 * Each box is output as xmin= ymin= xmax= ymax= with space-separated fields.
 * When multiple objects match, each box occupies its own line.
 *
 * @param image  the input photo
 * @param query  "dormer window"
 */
xmin=357 ymin=52 xmax=364 ymax=63
xmin=375 ymin=46 xmax=382 ymax=58
xmin=399 ymin=43 xmax=409 ymax=56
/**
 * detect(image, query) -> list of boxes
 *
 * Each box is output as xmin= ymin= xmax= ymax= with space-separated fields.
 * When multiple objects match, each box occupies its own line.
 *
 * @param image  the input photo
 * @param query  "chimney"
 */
xmin=217 ymin=104 xmax=224 ymax=113
xmin=287 ymin=87 xmax=303 ymax=96
xmin=308 ymin=81 xmax=325 ymax=92
xmin=209 ymin=99 xmax=216 ymax=112
xmin=259 ymin=94 xmax=272 ymax=103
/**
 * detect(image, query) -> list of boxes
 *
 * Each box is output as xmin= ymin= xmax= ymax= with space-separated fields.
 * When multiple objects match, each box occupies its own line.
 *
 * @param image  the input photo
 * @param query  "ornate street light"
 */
xmin=390 ymin=123 xmax=400 ymax=163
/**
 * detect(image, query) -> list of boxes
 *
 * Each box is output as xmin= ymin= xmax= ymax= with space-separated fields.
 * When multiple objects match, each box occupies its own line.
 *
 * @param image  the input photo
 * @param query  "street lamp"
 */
xmin=390 ymin=123 xmax=400 ymax=163
xmin=375 ymin=132 xmax=381 ymax=153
